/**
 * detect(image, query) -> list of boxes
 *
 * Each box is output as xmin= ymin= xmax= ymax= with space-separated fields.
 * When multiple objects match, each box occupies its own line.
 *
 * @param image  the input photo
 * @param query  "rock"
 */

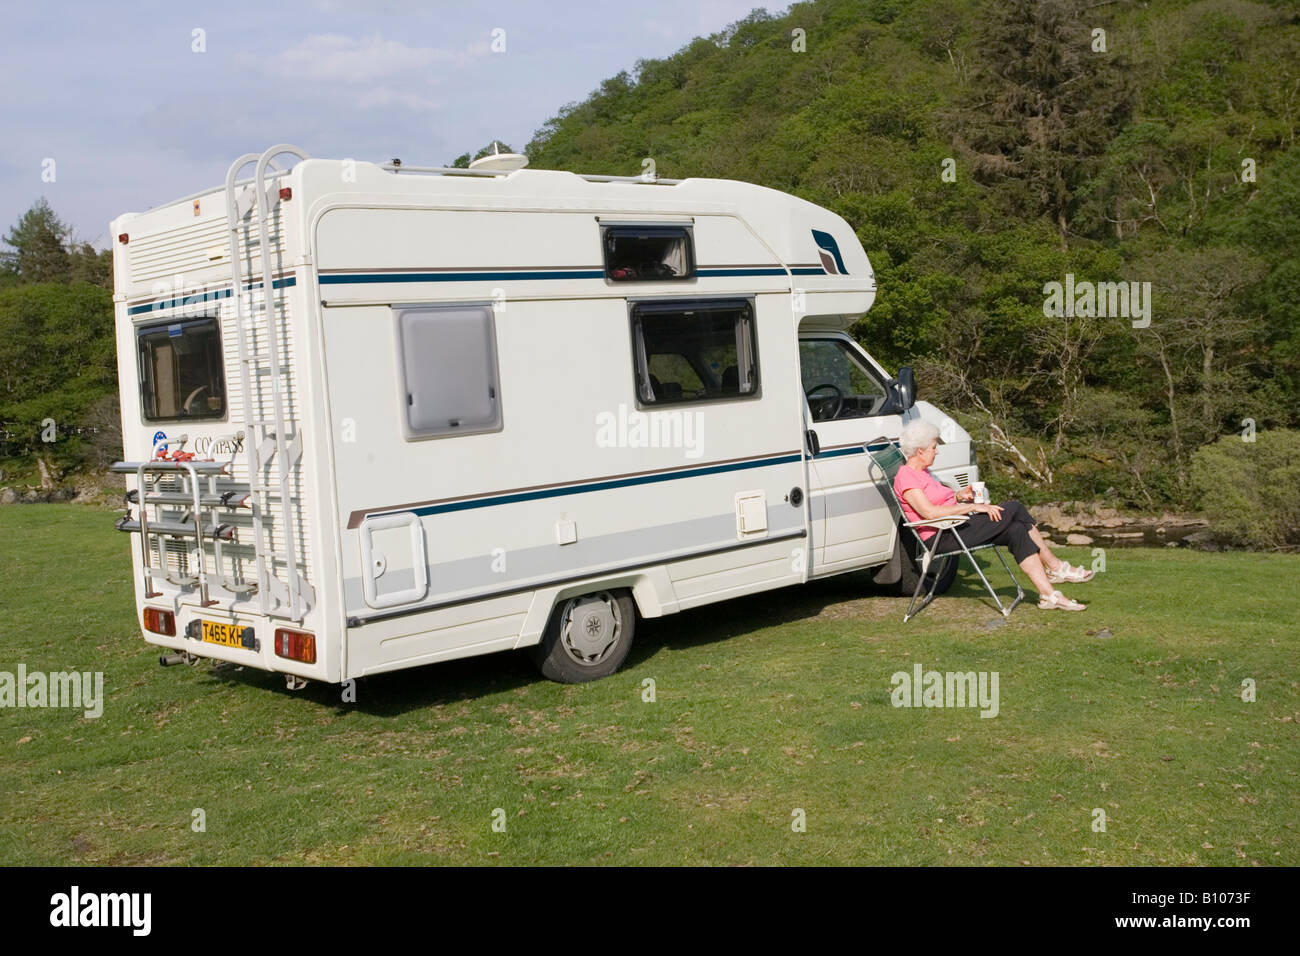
xmin=1182 ymin=530 xmax=1224 ymax=552
xmin=1066 ymin=533 xmax=1094 ymax=545
xmin=0 ymin=487 xmax=16 ymax=505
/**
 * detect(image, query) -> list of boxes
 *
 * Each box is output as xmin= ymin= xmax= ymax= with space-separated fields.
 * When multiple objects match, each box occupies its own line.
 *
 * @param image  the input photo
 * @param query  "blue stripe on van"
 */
xmin=361 ymin=441 xmax=899 ymax=524
xmin=814 ymin=441 xmax=896 ymax=460
xmin=128 ymin=276 xmax=296 ymax=316
xmin=318 ymin=266 xmax=827 ymax=285
xmin=370 ymin=451 xmax=806 ymax=521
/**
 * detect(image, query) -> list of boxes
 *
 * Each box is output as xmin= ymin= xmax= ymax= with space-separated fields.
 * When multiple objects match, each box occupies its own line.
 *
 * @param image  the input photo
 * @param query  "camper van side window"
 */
xmin=603 ymin=225 xmax=695 ymax=281
xmin=396 ymin=305 xmax=502 ymax=439
xmin=630 ymin=298 xmax=758 ymax=406
xmin=136 ymin=317 xmax=226 ymax=422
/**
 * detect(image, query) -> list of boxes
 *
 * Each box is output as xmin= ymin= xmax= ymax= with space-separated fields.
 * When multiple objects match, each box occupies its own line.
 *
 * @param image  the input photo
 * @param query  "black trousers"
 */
xmin=929 ymin=500 xmax=1040 ymax=564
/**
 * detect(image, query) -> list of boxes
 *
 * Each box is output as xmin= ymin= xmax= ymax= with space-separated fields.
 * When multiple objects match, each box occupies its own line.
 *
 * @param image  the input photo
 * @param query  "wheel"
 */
xmin=896 ymin=527 xmax=958 ymax=597
xmin=529 ymin=589 xmax=636 ymax=683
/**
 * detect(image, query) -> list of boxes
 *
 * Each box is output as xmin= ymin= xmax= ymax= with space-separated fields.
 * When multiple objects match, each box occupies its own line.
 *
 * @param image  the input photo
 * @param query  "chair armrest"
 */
xmin=903 ymin=516 xmax=971 ymax=530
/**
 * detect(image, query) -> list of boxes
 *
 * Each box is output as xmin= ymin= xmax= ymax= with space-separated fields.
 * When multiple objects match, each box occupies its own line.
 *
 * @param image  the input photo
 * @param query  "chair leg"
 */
xmin=950 ymin=530 xmax=1023 ymax=617
xmin=904 ymin=537 xmax=949 ymax=622
xmin=990 ymin=545 xmax=1026 ymax=617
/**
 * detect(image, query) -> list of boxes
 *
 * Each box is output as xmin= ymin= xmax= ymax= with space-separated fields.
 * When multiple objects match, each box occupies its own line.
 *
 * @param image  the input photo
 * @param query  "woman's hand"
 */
xmin=980 ymin=503 xmax=1004 ymax=522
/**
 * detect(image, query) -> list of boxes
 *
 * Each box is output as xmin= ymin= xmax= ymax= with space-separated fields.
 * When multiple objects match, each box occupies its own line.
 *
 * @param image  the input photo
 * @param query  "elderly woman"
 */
xmin=893 ymin=421 xmax=1091 ymax=611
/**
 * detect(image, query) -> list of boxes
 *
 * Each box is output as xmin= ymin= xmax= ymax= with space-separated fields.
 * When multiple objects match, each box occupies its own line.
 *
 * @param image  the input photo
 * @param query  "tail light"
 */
xmin=274 ymin=628 xmax=316 ymax=664
xmin=143 ymin=607 xmax=175 ymax=636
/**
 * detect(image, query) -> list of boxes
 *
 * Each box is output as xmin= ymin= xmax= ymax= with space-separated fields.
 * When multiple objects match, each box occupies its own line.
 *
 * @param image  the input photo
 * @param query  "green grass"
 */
xmin=1 ymin=504 xmax=1296 ymax=865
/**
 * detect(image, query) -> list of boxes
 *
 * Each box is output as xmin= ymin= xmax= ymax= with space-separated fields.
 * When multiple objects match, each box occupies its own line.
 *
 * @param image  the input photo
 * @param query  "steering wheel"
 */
xmin=805 ymin=383 xmax=844 ymax=421
xmin=182 ymin=385 xmax=209 ymax=415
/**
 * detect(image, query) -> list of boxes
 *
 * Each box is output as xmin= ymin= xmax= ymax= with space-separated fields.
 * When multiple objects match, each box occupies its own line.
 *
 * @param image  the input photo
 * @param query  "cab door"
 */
xmin=799 ymin=334 xmax=900 ymax=575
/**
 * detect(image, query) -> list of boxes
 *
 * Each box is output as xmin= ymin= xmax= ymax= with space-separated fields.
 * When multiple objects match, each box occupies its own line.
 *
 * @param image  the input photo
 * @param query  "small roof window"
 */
xmin=602 ymin=224 xmax=695 ymax=282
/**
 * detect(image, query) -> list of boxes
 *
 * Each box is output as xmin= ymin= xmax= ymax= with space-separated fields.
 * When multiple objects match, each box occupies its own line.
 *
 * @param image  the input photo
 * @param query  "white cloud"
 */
xmin=265 ymin=33 xmax=474 ymax=83
xmin=352 ymin=87 xmax=441 ymax=113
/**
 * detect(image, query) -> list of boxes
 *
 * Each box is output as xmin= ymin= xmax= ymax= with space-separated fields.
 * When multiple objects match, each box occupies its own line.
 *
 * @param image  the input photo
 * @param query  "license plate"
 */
xmin=201 ymin=620 xmax=253 ymax=649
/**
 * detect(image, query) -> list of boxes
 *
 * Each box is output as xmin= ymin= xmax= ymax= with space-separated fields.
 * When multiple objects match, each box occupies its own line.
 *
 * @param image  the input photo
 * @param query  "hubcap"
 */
xmin=560 ymin=592 xmax=621 ymax=666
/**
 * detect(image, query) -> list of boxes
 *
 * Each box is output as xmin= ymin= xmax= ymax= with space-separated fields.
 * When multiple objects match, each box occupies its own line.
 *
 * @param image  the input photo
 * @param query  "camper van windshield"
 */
xmin=136 ymin=317 xmax=226 ymax=421
xmin=799 ymin=338 xmax=887 ymax=422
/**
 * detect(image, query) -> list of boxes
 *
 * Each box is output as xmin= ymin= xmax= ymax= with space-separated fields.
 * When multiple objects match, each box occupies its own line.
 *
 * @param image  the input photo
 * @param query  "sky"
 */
xmin=0 ymin=0 xmax=772 ymax=246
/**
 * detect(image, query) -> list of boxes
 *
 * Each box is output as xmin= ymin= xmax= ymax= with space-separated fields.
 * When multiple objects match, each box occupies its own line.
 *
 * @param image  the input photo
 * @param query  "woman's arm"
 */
xmin=902 ymin=488 xmax=999 ymax=522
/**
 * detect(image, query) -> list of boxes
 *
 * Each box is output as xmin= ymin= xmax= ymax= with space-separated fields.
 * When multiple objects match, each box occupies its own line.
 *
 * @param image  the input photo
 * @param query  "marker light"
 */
xmin=279 ymin=187 xmax=292 ymax=201
xmin=143 ymin=607 xmax=175 ymax=636
xmin=274 ymin=628 xmax=316 ymax=664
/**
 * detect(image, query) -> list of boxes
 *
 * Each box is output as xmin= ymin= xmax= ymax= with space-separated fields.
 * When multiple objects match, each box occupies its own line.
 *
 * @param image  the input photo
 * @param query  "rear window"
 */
xmin=136 ymin=317 xmax=226 ymax=421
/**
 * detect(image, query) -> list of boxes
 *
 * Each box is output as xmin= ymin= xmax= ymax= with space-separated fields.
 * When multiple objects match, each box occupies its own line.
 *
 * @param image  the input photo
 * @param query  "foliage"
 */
xmin=526 ymin=0 xmax=1300 ymax=513
xmin=0 ymin=283 xmax=117 ymax=472
xmin=1191 ymin=428 xmax=1300 ymax=549
xmin=0 ymin=198 xmax=110 ymax=288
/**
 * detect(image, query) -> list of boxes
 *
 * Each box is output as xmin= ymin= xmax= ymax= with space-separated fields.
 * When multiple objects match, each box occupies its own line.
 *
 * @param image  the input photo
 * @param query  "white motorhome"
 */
xmin=110 ymin=144 xmax=977 ymax=685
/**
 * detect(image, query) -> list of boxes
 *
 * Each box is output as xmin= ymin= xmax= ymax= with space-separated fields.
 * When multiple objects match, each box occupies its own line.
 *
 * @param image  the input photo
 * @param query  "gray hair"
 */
xmin=899 ymin=420 xmax=941 ymax=458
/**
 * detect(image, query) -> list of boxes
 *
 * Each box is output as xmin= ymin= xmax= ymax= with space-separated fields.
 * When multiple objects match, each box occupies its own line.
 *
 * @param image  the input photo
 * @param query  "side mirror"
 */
xmin=897 ymin=366 xmax=917 ymax=410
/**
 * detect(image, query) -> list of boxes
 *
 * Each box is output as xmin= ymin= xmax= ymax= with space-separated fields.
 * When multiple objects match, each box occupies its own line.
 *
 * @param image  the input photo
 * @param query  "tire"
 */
xmin=529 ymin=589 xmax=636 ymax=683
xmin=896 ymin=527 xmax=958 ymax=597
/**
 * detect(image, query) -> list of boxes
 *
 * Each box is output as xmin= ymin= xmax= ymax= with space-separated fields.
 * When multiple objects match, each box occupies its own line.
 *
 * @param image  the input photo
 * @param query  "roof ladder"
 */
xmin=223 ymin=144 xmax=312 ymax=622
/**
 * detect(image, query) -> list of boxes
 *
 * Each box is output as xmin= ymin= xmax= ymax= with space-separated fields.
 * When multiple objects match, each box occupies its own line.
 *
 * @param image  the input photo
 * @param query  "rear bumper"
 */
xmin=137 ymin=603 xmax=330 ymax=682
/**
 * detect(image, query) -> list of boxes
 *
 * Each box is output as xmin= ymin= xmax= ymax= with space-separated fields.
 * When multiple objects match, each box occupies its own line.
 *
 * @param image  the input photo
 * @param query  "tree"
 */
xmin=0 ymin=282 xmax=116 ymax=470
xmin=68 ymin=241 xmax=112 ymax=289
xmin=1 ymin=198 xmax=72 ymax=284
xmin=1130 ymin=247 xmax=1268 ymax=488
xmin=953 ymin=0 xmax=1132 ymax=248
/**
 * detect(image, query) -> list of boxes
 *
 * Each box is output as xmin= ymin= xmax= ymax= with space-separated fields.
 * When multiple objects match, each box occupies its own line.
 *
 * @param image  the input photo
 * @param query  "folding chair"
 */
xmin=865 ymin=441 xmax=1025 ymax=622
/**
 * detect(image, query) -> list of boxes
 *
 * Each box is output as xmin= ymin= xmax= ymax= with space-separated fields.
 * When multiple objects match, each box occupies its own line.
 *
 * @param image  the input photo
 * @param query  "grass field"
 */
xmin=1 ymin=504 xmax=1296 ymax=865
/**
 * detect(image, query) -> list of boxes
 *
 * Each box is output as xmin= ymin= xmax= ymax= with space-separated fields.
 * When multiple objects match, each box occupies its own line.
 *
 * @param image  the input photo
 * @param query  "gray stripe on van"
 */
xmin=345 ymin=507 xmax=806 ymax=615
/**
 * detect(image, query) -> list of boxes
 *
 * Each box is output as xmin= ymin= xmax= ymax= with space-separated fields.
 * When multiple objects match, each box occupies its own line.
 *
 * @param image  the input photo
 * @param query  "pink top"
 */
xmin=893 ymin=464 xmax=957 ymax=540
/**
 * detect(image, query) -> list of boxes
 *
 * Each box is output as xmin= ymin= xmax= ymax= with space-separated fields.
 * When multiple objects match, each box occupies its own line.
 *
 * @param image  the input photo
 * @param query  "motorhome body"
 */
xmin=110 ymin=146 xmax=977 ymax=685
